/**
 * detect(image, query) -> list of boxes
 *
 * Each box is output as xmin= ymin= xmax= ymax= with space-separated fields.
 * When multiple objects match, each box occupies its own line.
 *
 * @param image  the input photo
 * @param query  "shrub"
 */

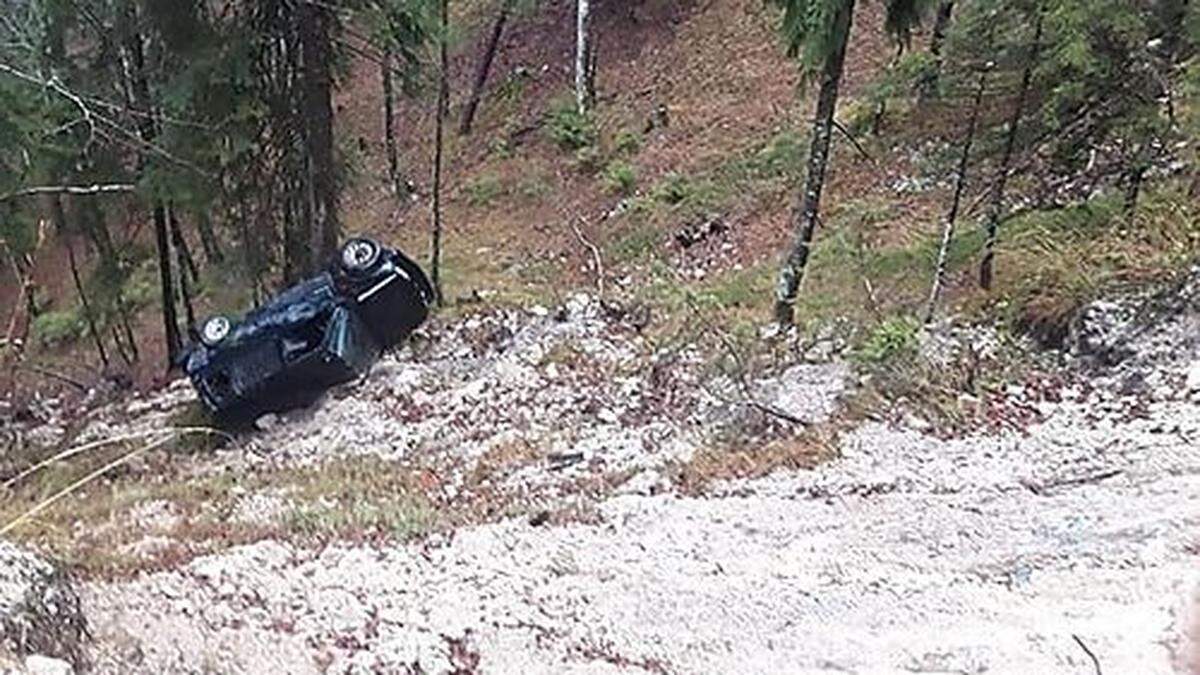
xmin=545 ymin=99 xmax=596 ymax=150
xmin=652 ymin=172 xmax=693 ymax=205
xmin=613 ymin=129 xmax=641 ymax=155
xmin=465 ymin=173 xmax=504 ymax=206
xmin=603 ymin=161 xmax=637 ymax=195
xmin=574 ymin=145 xmax=604 ymax=174
xmin=855 ymin=315 xmax=922 ymax=364
xmin=32 ymin=310 xmax=85 ymax=347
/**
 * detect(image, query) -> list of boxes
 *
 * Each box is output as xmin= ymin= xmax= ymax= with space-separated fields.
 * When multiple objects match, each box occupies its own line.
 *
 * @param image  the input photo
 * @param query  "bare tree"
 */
xmin=430 ymin=0 xmax=449 ymax=306
xmin=979 ymin=9 xmax=1043 ymax=290
xmin=460 ymin=0 xmax=514 ymax=135
xmin=381 ymin=44 xmax=406 ymax=197
xmin=119 ymin=0 xmax=181 ymax=365
xmin=925 ymin=61 xmax=990 ymax=323
xmin=65 ymin=235 xmax=110 ymax=369
xmin=919 ymin=0 xmax=955 ymax=102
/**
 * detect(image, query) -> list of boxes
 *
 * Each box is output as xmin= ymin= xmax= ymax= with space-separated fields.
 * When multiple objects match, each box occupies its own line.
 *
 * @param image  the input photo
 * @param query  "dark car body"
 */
xmin=181 ymin=238 xmax=434 ymax=420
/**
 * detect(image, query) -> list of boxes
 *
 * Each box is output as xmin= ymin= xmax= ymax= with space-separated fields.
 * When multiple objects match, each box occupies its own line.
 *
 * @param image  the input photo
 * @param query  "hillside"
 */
xmin=2 ymin=0 xmax=1200 ymax=672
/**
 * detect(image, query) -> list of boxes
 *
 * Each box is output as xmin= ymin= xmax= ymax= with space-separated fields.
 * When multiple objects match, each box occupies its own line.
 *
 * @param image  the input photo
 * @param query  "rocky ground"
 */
xmin=3 ymin=274 xmax=1200 ymax=673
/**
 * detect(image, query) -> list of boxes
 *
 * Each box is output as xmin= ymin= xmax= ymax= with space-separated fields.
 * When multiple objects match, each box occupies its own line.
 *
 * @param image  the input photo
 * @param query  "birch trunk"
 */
xmin=575 ymin=0 xmax=590 ymax=114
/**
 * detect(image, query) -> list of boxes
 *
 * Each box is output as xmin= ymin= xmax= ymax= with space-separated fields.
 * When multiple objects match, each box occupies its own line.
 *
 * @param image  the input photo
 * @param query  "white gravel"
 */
xmin=27 ymin=277 xmax=1200 ymax=673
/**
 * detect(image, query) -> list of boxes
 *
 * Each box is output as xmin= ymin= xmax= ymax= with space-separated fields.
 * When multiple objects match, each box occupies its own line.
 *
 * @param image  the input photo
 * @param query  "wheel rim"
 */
xmin=342 ymin=240 xmax=377 ymax=270
xmin=202 ymin=316 xmax=230 ymax=344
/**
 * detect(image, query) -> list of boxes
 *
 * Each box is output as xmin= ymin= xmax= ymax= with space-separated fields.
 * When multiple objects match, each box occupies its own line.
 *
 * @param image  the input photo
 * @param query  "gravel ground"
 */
xmin=70 ymin=279 xmax=1200 ymax=674
xmin=6 ymin=276 xmax=1200 ymax=673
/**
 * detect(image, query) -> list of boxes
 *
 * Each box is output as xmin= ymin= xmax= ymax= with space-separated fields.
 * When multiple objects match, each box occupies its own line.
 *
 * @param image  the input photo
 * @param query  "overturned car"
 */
xmin=181 ymin=237 xmax=434 ymax=420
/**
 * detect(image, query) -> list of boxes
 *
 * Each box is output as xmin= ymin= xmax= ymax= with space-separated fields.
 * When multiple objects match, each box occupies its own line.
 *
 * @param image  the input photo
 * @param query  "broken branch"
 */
xmin=570 ymin=216 xmax=605 ymax=298
xmin=0 ymin=183 xmax=136 ymax=203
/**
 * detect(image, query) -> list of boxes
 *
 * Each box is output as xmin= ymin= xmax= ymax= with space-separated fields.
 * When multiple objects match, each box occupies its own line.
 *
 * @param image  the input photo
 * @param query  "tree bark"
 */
xmin=919 ymin=0 xmax=954 ymax=103
xmin=168 ymin=205 xmax=197 ymax=338
xmin=925 ymin=64 xmax=989 ymax=323
xmin=980 ymin=11 xmax=1042 ymax=290
xmin=65 ymin=236 xmax=109 ymax=369
xmin=773 ymin=0 xmax=855 ymax=326
xmin=575 ymin=0 xmax=591 ymax=114
xmin=459 ymin=0 xmax=513 ymax=136
xmin=168 ymin=206 xmax=199 ymax=284
xmin=430 ymin=0 xmax=448 ymax=306
xmin=381 ymin=45 xmax=406 ymax=198
xmin=299 ymin=0 xmax=340 ymax=272
xmin=195 ymin=209 xmax=223 ymax=264
xmin=121 ymin=0 xmax=181 ymax=366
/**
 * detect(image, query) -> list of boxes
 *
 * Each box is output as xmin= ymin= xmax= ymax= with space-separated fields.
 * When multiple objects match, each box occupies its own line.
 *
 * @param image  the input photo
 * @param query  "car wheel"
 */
xmin=340 ymin=237 xmax=382 ymax=275
xmin=200 ymin=315 xmax=232 ymax=347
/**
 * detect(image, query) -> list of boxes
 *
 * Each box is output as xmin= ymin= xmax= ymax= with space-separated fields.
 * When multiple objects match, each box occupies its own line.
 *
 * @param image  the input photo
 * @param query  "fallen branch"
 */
xmin=1022 ymin=469 xmax=1123 ymax=496
xmin=14 ymin=363 xmax=88 ymax=391
xmin=0 ymin=183 xmax=135 ymax=203
xmin=2 ymin=426 xmax=230 ymax=490
xmin=832 ymin=119 xmax=872 ymax=162
xmin=570 ymin=216 xmax=605 ymax=298
xmin=0 ymin=434 xmax=175 ymax=536
xmin=1071 ymin=634 xmax=1102 ymax=675
xmin=683 ymin=294 xmax=809 ymax=427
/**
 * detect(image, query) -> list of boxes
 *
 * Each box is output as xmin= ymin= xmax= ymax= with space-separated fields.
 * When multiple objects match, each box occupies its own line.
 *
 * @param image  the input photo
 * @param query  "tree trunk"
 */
xmin=460 ymin=0 xmax=513 ymax=136
xmin=1123 ymin=157 xmax=1147 ymax=226
xmin=299 ymin=0 xmax=340 ymax=273
xmin=122 ymin=1 xmax=181 ymax=366
xmin=168 ymin=205 xmax=197 ymax=338
xmin=430 ymin=0 xmax=448 ymax=306
xmin=152 ymin=204 xmax=182 ymax=363
xmin=980 ymin=11 xmax=1042 ymax=290
xmin=168 ymin=206 xmax=199 ymax=284
xmin=773 ymin=0 xmax=855 ymax=326
xmin=925 ymin=64 xmax=989 ymax=323
xmin=575 ymin=0 xmax=591 ymax=114
xmin=919 ymin=0 xmax=954 ymax=103
xmin=381 ymin=45 xmax=406 ymax=198
xmin=65 ymin=236 xmax=109 ymax=369
xmin=195 ymin=209 xmax=223 ymax=264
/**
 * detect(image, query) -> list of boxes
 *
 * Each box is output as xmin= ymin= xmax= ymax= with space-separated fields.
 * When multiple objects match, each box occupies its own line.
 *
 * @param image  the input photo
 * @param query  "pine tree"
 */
xmin=772 ymin=0 xmax=936 ymax=326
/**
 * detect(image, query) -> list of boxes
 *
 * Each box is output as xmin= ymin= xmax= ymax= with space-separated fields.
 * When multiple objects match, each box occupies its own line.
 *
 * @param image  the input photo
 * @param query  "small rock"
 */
xmin=905 ymin=413 xmax=933 ymax=433
xmin=254 ymin=414 xmax=279 ymax=432
xmin=1186 ymin=361 xmax=1200 ymax=393
xmin=618 ymin=470 xmax=670 ymax=497
xmin=528 ymin=305 xmax=550 ymax=318
xmin=0 ymin=543 xmax=87 ymax=668
xmin=23 ymin=655 xmax=72 ymax=675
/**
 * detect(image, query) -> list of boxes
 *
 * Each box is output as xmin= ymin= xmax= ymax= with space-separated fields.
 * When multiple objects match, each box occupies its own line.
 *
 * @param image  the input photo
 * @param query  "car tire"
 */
xmin=200 ymin=315 xmax=232 ymax=347
xmin=340 ymin=237 xmax=383 ymax=276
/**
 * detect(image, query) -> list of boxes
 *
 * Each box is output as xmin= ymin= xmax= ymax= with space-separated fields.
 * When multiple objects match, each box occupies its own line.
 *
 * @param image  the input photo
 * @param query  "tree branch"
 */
xmin=0 ymin=183 xmax=136 ymax=203
xmin=832 ymin=119 xmax=872 ymax=161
